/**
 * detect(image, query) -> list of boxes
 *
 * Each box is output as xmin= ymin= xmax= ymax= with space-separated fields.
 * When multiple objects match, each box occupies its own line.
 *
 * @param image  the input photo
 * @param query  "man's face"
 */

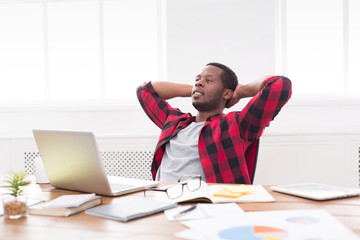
xmin=192 ymin=65 xmax=226 ymax=112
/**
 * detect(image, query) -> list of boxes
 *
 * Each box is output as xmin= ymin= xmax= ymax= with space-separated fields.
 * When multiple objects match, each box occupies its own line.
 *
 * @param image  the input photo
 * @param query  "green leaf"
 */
xmin=2 ymin=171 xmax=31 ymax=197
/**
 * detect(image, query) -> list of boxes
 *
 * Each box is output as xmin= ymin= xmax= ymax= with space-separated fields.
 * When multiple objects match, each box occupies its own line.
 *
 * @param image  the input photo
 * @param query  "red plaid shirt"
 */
xmin=137 ymin=76 xmax=292 ymax=184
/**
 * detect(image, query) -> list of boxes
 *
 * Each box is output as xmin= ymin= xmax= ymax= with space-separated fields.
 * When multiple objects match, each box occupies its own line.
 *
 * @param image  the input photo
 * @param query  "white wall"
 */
xmin=166 ymin=0 xmax=276 ymax=114
xmin=1 ymin=0 xmax=360 ymax=187
xmin=166 ymin=0 xmax=276 ymax=82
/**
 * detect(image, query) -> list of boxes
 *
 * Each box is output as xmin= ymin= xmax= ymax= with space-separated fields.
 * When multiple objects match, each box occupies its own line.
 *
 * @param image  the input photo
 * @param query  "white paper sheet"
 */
xmin=179 ymin=209 xmax=358 ymax=240
xmin=165 ymin=203 xmax=244 ymax=221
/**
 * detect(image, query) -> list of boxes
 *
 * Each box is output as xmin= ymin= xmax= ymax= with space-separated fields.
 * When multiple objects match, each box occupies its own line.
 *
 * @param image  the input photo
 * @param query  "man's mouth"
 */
xmin=192 ymin=89 xmax=204 ymax=98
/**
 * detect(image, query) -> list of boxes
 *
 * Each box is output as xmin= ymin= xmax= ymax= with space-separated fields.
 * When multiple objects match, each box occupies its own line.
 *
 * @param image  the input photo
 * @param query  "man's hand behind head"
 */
xmin=226 ymin=84 xmax=243 ymax=108
xmin=225 ymin=75 xmax=271 ymax=108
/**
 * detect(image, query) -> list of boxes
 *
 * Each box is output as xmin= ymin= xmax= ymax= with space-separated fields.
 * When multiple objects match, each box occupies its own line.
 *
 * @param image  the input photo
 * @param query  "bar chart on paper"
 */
xmin=218 ymin=225 xmax=288 ymax=240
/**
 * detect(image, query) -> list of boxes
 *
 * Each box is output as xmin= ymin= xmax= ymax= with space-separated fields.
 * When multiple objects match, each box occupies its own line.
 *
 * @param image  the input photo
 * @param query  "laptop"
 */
xmin=32 ymin=129 xmax=159 ymax=196
xmin=270 ymin=182 xmax=360 ymax=201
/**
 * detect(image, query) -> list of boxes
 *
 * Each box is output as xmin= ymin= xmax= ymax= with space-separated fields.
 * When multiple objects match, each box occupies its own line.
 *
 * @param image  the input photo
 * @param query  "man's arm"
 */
xmin=236 ymin=76 xmax=292 ymax=141
xmin=226 ymin=76 xmax=269 ymax=108
xmin=137 ymin=81 xmax=191 ymax=129
xmin=151 ymin=81 xmax=192 ymax=100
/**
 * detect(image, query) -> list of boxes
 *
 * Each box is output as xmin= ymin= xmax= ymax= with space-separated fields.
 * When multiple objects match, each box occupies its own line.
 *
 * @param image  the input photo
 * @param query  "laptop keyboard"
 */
xmin=110 ymin=182 xmax=134 ymax=191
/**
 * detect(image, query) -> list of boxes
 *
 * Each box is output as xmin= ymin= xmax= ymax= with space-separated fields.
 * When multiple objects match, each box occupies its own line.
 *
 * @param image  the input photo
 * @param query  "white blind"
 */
xmin=0 ymin=0 xmax=160 ymax=103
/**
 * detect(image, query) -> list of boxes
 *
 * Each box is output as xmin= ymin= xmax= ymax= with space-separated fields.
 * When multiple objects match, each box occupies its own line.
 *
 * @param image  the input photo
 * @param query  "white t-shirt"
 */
xmin=155 ymin=121 xmax=206 ymax=182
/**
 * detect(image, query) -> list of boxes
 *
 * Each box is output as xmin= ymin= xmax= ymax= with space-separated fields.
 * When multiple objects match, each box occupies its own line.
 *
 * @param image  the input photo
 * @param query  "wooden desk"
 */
xmin=1 ymin=184 xmax=360 ymax=240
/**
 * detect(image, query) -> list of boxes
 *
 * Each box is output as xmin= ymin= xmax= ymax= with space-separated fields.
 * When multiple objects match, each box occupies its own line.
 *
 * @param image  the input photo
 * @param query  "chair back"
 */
xmin=245 ymin=139 xmax=260 ymax=184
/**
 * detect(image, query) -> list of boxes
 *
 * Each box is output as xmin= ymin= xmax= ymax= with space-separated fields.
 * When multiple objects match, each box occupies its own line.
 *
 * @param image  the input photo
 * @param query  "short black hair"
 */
xmin=206 ymin=62 xmax=238 ymax=91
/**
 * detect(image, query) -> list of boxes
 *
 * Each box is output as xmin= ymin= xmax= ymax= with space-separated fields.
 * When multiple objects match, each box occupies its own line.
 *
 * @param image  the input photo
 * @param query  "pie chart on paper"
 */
xmin=218 ymin=225 xmax=288 ymax=240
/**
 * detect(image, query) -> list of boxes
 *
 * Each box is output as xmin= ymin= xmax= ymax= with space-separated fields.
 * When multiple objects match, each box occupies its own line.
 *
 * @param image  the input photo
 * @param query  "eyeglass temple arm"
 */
xmin=144 ymin=187 xmax=165 ymax=192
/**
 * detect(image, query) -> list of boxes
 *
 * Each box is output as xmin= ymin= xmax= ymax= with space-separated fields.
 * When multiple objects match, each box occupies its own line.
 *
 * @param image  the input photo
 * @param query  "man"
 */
xmin=137 ymin=62 xmax=292 ymax=184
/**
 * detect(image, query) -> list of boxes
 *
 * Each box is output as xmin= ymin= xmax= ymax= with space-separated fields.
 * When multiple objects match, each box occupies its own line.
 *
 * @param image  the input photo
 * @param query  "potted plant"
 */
xmin=2 ymin=171 xmax=31 ymax=219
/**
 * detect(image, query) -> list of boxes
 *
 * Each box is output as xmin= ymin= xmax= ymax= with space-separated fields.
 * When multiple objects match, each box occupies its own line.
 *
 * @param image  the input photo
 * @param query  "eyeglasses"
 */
xmin=144 ymin=176 xmax=202 ymax=200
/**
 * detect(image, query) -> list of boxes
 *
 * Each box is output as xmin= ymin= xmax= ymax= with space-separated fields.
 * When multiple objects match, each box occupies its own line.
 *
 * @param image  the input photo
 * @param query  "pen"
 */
xmin=173 ymin=205 xmax=197 ymax=219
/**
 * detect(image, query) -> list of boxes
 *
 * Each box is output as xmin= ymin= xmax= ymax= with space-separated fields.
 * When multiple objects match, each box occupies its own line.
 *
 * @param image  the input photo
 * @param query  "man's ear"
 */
xmin=223 ymin=89 xmax=233 ymax=100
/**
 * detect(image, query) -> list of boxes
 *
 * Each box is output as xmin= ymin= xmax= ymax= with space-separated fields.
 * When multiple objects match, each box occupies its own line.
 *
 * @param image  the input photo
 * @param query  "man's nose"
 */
xmin=195 ymin=78 xmax=204 ymax=87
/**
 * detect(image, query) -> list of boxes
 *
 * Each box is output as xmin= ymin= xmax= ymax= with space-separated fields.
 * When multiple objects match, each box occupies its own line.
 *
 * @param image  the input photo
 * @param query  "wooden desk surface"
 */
xmin=1 ymin=184 xmax=360 ymax=240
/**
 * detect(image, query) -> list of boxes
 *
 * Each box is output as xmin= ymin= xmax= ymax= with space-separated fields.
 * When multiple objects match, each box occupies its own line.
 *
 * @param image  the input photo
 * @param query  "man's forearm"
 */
xmin=226 ymin=76 xmax=268 ymax=108
xmin=236 ymin=77 xmax=267 ymax=99
xmin=151 ymin=81 xmax=192 ymax=100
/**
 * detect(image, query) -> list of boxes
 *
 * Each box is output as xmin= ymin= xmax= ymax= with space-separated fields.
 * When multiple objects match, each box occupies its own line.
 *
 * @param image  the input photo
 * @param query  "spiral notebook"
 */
xmin=85 ymin=197 xmax=177 ymax=221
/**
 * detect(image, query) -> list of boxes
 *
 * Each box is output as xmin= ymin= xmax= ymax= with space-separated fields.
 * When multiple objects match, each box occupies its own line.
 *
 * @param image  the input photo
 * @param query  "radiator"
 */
xmin=24 ymin=150 xmax=154 ymax=181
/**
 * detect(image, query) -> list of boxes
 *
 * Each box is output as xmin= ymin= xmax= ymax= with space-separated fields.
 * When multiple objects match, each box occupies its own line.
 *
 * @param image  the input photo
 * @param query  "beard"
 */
xmin=192 ymin=95 xmax=223 ymax=112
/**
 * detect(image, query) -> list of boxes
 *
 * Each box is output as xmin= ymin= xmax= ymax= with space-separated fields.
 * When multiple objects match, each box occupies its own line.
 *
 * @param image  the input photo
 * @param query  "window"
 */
xmin=0 ymin=0 xmax=161 ymax=103
xmin=280 ymin=0 xmax=360 ymax=96
xmin=103 ymin=0 xmax=160 ymax=99
xmin=47 ymin=1 xmax=101 ymax=100
xmin=349 ymin=0 xmax=360 ymax=94
xmin=0 ymin=2 xmax=45 ymax=101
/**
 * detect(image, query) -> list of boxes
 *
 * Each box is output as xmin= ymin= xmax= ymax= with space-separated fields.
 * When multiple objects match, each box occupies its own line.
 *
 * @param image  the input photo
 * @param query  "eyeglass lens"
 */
xmin=166 ymin=177 xmax=201 ymax=199
xmin=186 ymin=178 xmax=201 ymax=192
xmin=166 ymin=184 xmax=184 ymax=199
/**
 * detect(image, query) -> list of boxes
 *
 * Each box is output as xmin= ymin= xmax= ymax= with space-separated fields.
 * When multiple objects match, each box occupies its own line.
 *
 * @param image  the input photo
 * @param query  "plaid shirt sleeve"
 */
xmin=238 ymin=76 xmax=292 ymax=141
xmin=137 ymin=81 xmax=191 ymax=179
xmin=136 ymin=81 xmax=175 ymax=129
